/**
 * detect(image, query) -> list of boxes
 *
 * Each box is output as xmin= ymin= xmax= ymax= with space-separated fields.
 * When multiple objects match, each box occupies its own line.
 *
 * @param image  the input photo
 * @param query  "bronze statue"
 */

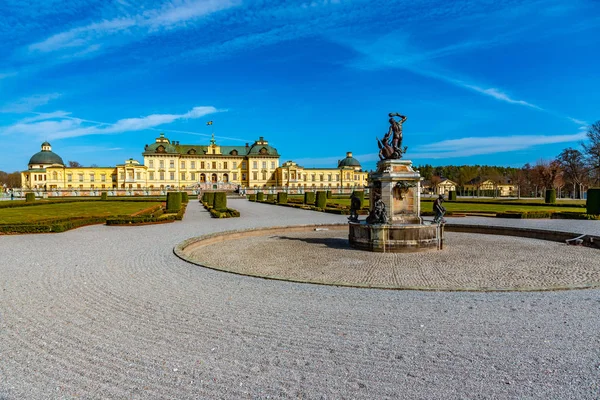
xmin=378 ymin=112 xmax=408 ymax=160
xmin=348 ymin=192 xmax=361 ymax=222
xmin=366 ymin=195 xmax=388 ymax=224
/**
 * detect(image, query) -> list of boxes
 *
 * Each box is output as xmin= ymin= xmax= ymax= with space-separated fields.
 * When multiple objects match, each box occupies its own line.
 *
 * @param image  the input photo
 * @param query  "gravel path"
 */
xmin=184 ymin=229 xmax=600 ymax=290
xmin=0 ymin=199 xmax=599 ymax=399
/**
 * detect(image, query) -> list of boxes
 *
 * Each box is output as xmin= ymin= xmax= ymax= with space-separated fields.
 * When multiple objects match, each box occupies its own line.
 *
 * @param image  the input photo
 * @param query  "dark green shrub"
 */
xmin=267 ymin=194 xmax=274 ymax=202
xmin=209 ymin=208 xmax=241 ymax=218
xmin=101 ymin=192 xmax=108 ymax=200
xmin=352 ymin=191 xmax=365 ymax=208
xmin=544 ymin=189 xmax=556 ymax=204
xmin=205 ymin=192 xmax=215 ymax=206
xmin=448 ymin=191 xmax=457 ymax=201
xmin=315 ymin=191 xmax=327 ymax=208
xmin=201 ymin=192 xmax=207 ymax=203
xmin=257 ymin=192 xmax=264 ymax=202
xmin=181 ymin=192 xmax=189 ymax=203
xmin=25 ymin=193 xmax=35 ymax=202
xmin=247 ymin=194 xmax=256 ymax=201
xmin=213 ymin=192 xmax=227 ymax=209
xmin=586 ymin=188 xmax=600 ymax=215
xmin=326 ymin=190 xmax=332 ymax=199
xmin=166 ymin=192 xmax=182 ymax=212
xmin=304 ymin=192 xmax=315 ymax=204
xmin=277 ymin=192 xmax=288 ymax=204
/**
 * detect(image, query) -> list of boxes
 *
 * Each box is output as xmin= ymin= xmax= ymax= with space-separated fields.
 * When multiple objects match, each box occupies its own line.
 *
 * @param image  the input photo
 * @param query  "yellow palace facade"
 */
xmin=21 ymin=134 xmax=368 ymax=192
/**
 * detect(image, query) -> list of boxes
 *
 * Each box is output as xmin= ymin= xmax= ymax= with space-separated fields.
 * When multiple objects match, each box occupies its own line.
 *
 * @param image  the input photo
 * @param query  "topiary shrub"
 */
xmin=25 ymin=193 xmax=35 ymax=202
xmin=545 ymin=189 xmax=556 ymax=204
xmin=247 ymin=194 xmax=256 ymax=201
xmin=315 ymin=191 xmax=327 ymax=209
xmin=201 ymin=192 xmax=207 ymax=203
xmin=277 ymin=192 xmax=288 ymax=204
xmin=352 ymin=191 xmax=365 ymax=208
xmin=205 ymin=192 xmax=215 ymax=206
xmin=213 ymin=191 xmax=227 ymax=209
xmin=267 ymin=194 xmax=274 ymax=202
xmin=587 ymin=188 xmax=600 ymax=215
xmin=101 ymin=192 xmax=108 ymax=200
xmin=257 ymin=192 xmax=264 ymax=202
xmin=304 ymin=192 xmax=315 ymax=204
xmin=181 ymin=192 xmax=189 ymax=203
xmin=448 ymin=190 xmax=457 ymax=201
xmin=166 ymin=192 xmax=182 ymax=212
xmin=326 ymin=190 xmax=332 ymax=199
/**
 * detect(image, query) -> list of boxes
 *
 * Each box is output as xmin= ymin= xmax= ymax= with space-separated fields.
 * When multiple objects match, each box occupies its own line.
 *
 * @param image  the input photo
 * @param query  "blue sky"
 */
xmin=1 ymin=0 xmax=599 ymax=172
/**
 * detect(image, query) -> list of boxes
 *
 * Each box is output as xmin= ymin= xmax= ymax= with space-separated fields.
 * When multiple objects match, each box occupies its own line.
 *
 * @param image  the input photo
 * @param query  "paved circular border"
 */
xmin=174 ymin=223 xmax=600 ymax=292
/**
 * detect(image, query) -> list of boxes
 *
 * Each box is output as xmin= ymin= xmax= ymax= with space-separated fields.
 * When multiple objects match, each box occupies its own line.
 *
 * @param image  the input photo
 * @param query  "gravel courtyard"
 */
xmin=1 ymin=198 xmax=599 ymax=399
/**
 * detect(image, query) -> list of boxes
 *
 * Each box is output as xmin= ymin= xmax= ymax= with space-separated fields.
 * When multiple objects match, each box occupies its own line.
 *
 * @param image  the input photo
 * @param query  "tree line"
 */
xmin=417 ymin=120 xmax=599 ymax=199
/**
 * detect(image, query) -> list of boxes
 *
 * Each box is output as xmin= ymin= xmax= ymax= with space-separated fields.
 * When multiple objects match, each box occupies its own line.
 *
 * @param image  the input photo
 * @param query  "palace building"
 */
xmin=21 ymin=134 xmax=368 ymax=191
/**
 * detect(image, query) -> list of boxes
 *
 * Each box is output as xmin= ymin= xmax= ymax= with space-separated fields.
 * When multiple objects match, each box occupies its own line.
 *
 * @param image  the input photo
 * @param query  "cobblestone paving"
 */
xmin=0 ymin=199 xmax=599 ymax=399
xmin=185 ymin=230 xmax=600 ymax=290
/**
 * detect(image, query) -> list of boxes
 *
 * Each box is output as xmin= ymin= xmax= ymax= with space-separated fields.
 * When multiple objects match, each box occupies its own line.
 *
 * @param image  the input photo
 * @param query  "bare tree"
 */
xmin=582 ymin=121 xmax=600 ymax=185
xmin=556 ymin=148 xmax=587 ymax=199
xmin=68 ymin=161 xmax=83 ymax=167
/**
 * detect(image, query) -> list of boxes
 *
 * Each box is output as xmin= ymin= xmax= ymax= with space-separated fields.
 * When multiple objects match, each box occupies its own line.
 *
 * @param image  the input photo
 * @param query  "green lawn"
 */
xmin=0 ymin=201 xmax=163 ymax=224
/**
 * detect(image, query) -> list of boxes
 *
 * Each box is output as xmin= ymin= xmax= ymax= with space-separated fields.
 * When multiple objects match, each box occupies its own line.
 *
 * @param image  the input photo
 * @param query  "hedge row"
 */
xmin=421 ymin=198 xmax=585 ymax=208
xmin=106 ymin=213 xmax=176 ymax=225
xmin=209 ymin=208 xmax=241 ymax=218
xmin=0 ymin=216 xmax=107 ymax=234
xmin=587 ymin=188 xmax=600 ymax=215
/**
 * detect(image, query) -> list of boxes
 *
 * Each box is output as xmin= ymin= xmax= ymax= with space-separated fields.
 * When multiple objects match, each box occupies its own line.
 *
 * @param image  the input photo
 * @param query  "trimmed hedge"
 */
xmin=586 ymin=188 xmax=600 ymax=215
xmin=181 ymin=192 xmax=189 ymax=203
xmin=0 ymin=216 xmax=106 ymax=234
xmin=213 ymin=192 xmax=227 ymax=209
xmin=25 ymin=193 xmax=36 ymax=202
xmin=247 ymin=194 xmax=256 ymax=201
xmin=205 ymin=192 xmax=215 ymax=205
xmin=315 ymin=191 xmax=327 ymax=209
xmin=267 ymin=194 xmax=275 ymax=202
xmin=304 ymin=192 xmax=315 ymax=204
xmin=166 ymin=192 xmax=182 ymax=212
xmin=545 ymin=189 xmax=556 ymax=204
xmin=496 ymin=211 xmax=554 ymax=219
xmin=326 ymin=190 xmax=332 ymax=199
xmin=551 ymin=211 xmax=600 ymax=220
xmin=257 ymin=192 xmax=264 ymax=202
xmin=448 ymin=191 xmax=457 ymax=201
xmin=352 ymin=191 xmax=365 ymax=208
xmin=101 ymin=192 xmax=108 ymax=200
xmin=277 ymin=192 xmax=288 ymax=204
xmin=209 ymin=208 xmax=241 ymax=218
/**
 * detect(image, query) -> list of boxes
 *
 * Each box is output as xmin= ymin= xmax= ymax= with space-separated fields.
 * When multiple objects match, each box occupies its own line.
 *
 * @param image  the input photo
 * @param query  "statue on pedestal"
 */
xmin=366 ymin=195 xmax=388 ymax=224
xmin=378 ymin=113 xmax=408 ymax=160
xmin=348 ymin=192 xmax=361 ymax=223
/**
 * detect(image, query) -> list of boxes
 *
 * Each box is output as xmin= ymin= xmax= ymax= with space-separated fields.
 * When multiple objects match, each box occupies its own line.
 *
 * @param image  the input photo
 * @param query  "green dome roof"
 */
xmin=29 ymin=150 xmax=64 ymax=166
xmin=338 ymin=152 xmax=361 ymax=168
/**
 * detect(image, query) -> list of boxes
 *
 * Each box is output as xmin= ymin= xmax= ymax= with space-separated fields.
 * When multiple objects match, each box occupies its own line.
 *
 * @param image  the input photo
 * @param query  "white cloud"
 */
xmin=0 ymin=93 xmax=62 ymax=113
xmin=28 ymin=0 xmax=241 ymax=54
xmin=459 ymin=85 xmax=543 ymax=110
xmin=410 ymin=133 xmax=587 ymax=158
xmin=1 ymin=106 xmax=223 ymax=140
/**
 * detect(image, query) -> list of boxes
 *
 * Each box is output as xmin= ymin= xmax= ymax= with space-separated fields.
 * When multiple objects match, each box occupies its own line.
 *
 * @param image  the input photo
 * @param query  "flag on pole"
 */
xmin=206 ymin=121 xmax=213 ymax=126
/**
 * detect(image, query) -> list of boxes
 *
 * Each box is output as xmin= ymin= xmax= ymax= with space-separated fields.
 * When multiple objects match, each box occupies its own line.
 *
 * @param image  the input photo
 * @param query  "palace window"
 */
xmin=90 ymin=174 xmax=95 ymax=182
xmin=262 ymin=161 xmax=267 ymax=169
xmin=242 ymin=173 xmax=247 ymax=180
xmin=159 ymin=160 xmax=164 ymax=168
xmin=320 ymin=174 xmax=324 ymax=181
xmin=169 ymin=160 xmax=175 ymax=169
xmin=201 ymin=161 xmax=205 ymax=169
xmin=311 ymin=174 xmax=315 ymax=181
xmin=233 ymin=173 xmax=238 ymax=180
xmin=52 ymin=171 xmax=58 ymax=180
xmin=170 ymin=172 xmax=175 ymax=180
xmin=101 ymin=174 xmax=106 ymax=182
xmin=335 ymin=175 xmax=339 ymax=181
xmin=191 ymin=172 xmax=196 ymax=181
xmin=212 ymin=162 xmax=217 ymax=169
xmin=233 ymin=162 xmax=237 ymax=169
xmin=149 ymin=172 xmax=154 ymax=180
xmin=242 ymin=161 xmax=247 ymax=169
xmin=67 ymin=174 xmax=72 ymax=182
xmin=160 ymin=172 xmax=165 ymax=180
xmin=253 ymin=161 xmax=258 ymax=169
xmin=180 ymin=172 xmax=185 ymax=180
xmin=223 ymin=162 xmax=228 ymax=169
xmin=253 ymin=172 xmax=258 ymax=180
xmin=271 ymin=161 xmax=275 ymax=169
xmin=78 ymin=174 xmax=84 ymax=182
xmin=191 ymin=161 xmax=196 ymax=169
xmin=181 ymin=161 xmax=185 ymax=169
xmin=262 ymin=172 xmax=267 ymax=180
xmin=149 ymin=160 xmax=154 ymax=168
xmin=328 ymin=175 xmax=332 ymax=182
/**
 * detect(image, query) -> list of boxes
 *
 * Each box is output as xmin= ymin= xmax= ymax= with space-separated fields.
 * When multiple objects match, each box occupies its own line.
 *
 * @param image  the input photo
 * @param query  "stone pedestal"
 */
xmin=369 ymin=159 xmax=421 ymax=224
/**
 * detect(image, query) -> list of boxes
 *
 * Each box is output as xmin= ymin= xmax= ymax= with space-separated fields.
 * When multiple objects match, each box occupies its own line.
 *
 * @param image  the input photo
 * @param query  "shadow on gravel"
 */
xmin=273 ymin=235 xmax=351 ymax=250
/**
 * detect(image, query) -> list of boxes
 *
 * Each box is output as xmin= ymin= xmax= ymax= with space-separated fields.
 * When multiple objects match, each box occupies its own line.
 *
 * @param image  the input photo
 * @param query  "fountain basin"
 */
xmin=349 ymin=221 xmax=440 ymax=252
